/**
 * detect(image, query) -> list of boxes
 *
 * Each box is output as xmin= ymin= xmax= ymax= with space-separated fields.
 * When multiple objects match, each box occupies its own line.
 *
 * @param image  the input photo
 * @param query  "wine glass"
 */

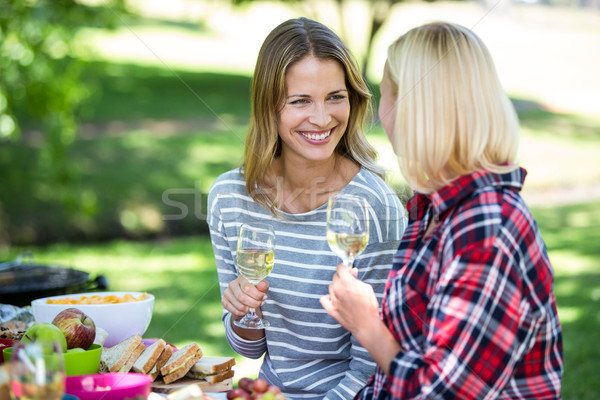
xmin=9 ymin=340 xmax=65 ymax=400
xmin=234 ymin=223 xmax=275 ymax=329
xmin=326 ymin=194 xmax=369 ymax=268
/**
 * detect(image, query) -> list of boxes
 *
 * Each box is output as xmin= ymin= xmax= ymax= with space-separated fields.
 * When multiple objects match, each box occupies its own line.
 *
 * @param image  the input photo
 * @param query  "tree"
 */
xmin=0 ymin=0 xmax=126 ymax=243
xmin=231 ymin=0 xmax=410 ymax=79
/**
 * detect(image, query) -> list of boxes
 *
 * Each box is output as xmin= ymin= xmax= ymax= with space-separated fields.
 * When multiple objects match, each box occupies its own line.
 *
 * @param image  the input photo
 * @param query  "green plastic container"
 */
xmin=3 ymin=343 xmax=101 ymax=376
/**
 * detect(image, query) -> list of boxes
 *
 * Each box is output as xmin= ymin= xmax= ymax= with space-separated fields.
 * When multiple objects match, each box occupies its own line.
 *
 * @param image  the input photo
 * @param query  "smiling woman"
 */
xmin=207 ymin=17 xmax=406 ymax=400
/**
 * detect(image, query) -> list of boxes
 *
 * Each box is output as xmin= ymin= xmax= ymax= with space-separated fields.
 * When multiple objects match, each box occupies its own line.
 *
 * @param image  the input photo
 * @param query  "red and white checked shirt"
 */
xmin=357 ymin=167 xmax=563 ymax=399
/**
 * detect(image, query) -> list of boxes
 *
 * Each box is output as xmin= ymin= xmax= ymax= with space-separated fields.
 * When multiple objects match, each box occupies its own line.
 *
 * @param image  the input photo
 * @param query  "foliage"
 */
xmin=0 ymin=0 xmax=126 ymax=235
xmin=230 ymin=0 xmax=411 ymax=78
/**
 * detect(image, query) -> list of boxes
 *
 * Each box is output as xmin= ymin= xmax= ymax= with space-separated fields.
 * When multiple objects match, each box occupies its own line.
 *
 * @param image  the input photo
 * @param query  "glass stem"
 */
xmin=343 ymin=258 xmax=354 ymax=268
xmin=246 ymin=307 xmax=258 ymax=319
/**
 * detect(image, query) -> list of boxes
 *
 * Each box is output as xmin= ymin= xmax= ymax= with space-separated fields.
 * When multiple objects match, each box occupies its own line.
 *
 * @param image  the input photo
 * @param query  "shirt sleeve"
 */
xmin=324 ymin=195 xmax=406 ymax=400
xmin=207 ymin=188 xmax=268 ymax=359
xmin=383 ymin=244 xmax=546 ymax=399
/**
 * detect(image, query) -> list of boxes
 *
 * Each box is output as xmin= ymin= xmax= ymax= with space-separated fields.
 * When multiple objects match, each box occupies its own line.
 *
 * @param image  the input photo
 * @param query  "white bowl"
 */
xmin=31 ymin=291 xmax=154 ymax=347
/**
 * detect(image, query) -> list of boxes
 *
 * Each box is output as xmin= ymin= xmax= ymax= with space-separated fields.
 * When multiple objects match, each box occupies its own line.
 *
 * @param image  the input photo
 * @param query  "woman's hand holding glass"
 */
xmin=231 ymin=223 xmax=275 ymax=329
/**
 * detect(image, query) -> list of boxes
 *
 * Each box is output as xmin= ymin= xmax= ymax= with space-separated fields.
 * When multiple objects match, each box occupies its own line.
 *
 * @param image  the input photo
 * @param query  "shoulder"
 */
xmin=208 ymin=169 xmax=246 ymax=198
xmin=207 ymin=168 xmax=250 ymax=211
xmin=347 ymin=169 xmax=404 ymax=216
xmin=446 ymin=186 xmax=536 ymax=254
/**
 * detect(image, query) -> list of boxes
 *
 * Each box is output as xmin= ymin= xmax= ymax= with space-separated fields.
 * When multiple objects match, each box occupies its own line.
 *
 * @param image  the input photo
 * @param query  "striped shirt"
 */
xmin=357 ymin=167 xmax=563 ymax=399
xmin=207 ymin=168 xmax=406 ymax=400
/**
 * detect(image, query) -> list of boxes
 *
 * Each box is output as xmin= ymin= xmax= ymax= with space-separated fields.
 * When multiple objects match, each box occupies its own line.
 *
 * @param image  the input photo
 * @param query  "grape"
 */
xmin=227 ymin=377 xmax=286 ymax=400
xmin=266 ymin=386 xmax=281 ymax=395
xmin=253 ymin=378 xmax=269 ymax=393
xmin=227 ymin=388 xmax=251 ymax=400
xmin=238 ymin=377 xmax=255 ymax=393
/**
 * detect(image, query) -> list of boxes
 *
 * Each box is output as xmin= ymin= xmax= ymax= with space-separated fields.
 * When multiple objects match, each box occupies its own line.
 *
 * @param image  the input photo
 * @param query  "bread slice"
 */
xmin=149 ymin=344 xmax=174 ymax=381
xmin=189 ymin=356 xmax=235 ymax=375
xmin=100 ymin=333 xmax=143 ymax=373
xmin=160 ymin=343 xmax=202 ymax=384
xmin=133 ymin=339 xmax=166 ymax=374
xmin=186 ymin=368 xmax=235 ymax=384
xmin=119 ymin=341 xmax=145 ymax=372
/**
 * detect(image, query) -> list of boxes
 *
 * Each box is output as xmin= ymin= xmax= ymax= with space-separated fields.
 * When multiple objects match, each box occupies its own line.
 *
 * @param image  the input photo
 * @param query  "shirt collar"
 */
xmin=407 ymin=167 xmax=527 ymax=221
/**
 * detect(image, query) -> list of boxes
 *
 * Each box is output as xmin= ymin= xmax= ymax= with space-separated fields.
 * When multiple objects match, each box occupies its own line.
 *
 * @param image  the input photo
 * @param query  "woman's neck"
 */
xmin=264 ymin=153 xmax=359 ymax=214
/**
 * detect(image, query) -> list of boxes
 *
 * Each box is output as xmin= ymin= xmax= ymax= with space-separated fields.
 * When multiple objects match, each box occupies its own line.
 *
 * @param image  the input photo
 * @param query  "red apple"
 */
xmin=51 ymin=308 xmax=96 ymax=350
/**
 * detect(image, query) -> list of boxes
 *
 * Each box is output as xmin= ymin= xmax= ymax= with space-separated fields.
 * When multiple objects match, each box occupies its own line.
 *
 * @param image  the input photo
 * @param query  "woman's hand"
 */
xmin=222 ymin=275 xmax=269 ymax=318
xmin=321 ymin=264 xmax=402 ymax=374
xmin=320 ymin=264 xmax=380 ymax=338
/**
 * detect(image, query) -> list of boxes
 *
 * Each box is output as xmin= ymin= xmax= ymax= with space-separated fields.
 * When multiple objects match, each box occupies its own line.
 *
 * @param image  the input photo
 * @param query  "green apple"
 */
xmin=21 ymin=322 xmax=68 ymax=352
xmin=66 ymin=347 xmax=85 ymax=353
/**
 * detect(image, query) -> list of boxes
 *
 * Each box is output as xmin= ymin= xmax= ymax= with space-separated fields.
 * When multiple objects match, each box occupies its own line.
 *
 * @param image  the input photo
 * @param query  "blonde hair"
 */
xmin=385 ymin=22 xmax=520 ymax=193
xmin=243 ymin=17 xmax=384 ymax=215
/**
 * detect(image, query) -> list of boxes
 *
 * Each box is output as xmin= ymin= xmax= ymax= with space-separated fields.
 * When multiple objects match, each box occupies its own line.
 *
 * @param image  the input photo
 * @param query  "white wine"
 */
xmin=327 ymin=230 xmax=368 ymax=261
xmin=236 ymin=249 xmax=275 ymax=285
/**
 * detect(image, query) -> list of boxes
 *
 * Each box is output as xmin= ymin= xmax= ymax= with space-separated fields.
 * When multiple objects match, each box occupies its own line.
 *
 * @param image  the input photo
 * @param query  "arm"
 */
xmin=321 ymin=192 xmax=405 ymax=399
xmin=383 ymin=246 xmax=533 ymax=399
xmin=321 ymin=264 xmax=402 ymax=374
xmin=207 ymin=190 xmax=268 ymax=358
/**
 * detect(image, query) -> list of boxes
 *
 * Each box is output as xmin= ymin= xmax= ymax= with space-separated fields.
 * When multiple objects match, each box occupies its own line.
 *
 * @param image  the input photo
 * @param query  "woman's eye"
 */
xmin=329 ymin=95 xmax=346 ymax=101
xmin=290 ymin=99 xmax=309 ymax=105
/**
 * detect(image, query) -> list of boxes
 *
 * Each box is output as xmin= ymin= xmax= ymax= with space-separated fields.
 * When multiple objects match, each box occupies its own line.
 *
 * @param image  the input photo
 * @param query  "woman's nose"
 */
xmin=308 ymin=103 xmax=332 ymax=127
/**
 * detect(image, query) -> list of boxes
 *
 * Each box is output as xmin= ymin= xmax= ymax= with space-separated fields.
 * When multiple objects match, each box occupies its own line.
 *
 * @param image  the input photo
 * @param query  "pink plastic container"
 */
xmin=65 ymin=372 xmax=152 ymax=400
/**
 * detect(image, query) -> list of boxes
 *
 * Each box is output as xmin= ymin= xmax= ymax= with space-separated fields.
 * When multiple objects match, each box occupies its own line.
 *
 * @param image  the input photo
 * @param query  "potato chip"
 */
xmin=46 ymin=292 xmax=146 ymax=305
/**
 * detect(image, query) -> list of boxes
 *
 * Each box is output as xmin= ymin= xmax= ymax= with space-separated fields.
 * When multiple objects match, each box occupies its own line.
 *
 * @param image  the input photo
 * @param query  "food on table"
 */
xmin=0 ymin=326 xmax=25 ymax=341
xmin=46 ymin=292 xmax=147 ymax=305
xmin=20 ymin=322 xmax=68 ymax=352
xmin=93 ymin=326 xmax=109 ymax=346
xmin=100 ymin=333 xmax=145 ymax=373
xmin=148 ymin=342 xmax=173 ymax=381
xmin=165 ymin=382 xmax=204 ymax=400
xmin=227 ymin=377 xmax=286 ymax=400
xmin=133 ymin=338 xmax=168 ymax=378
xmin=160 ymin=343 xmax=203 ymax=384
xmin=95 ymin=334 xmax=234 ymax=388
xmin=186 ymin=356 xmax=236 ymax=384
xmin=51 ymin=307 xmax=96 ymax=350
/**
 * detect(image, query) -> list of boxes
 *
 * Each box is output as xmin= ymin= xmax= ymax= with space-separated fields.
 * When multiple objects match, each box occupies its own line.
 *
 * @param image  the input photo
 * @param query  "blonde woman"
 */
xmin=207 ymin=18 xmax=405 ymax=399
xmin=321 ymin=22 xmax=563 ymax=399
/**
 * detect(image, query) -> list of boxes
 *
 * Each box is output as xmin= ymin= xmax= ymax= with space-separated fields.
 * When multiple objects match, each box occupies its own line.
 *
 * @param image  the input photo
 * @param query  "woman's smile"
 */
xmin=299 ymin=128 xmax=333 ymax=142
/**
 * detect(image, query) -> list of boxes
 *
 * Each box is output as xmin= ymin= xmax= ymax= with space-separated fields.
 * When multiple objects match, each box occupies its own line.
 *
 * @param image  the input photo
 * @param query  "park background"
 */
xmin=1 ymin=0 xmax=599 ymax=398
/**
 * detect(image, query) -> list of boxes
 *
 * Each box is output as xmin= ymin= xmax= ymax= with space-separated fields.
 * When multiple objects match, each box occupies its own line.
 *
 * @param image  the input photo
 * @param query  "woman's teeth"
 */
xmin=300 ymin=130 xmax=331 ymax=140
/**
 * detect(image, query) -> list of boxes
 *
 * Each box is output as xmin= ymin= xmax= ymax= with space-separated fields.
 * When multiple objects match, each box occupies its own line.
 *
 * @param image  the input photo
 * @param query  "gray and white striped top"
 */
xmin=207 ymin=168 xmax=406 ymax=400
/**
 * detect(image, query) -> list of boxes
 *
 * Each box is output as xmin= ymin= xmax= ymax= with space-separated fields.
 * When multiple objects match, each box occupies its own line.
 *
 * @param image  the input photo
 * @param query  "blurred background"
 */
xmin=1 ymin=0 xmax=599 ymax=397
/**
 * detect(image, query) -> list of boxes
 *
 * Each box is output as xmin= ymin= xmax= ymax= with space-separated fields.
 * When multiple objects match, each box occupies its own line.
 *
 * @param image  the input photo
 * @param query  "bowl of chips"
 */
xmin=31 ymin=292 xmax=154 ymax=347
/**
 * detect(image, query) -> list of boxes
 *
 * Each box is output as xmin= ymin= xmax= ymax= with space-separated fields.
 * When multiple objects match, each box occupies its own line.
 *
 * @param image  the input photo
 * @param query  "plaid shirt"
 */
xmin=357 ymin=167 xmax=563 ymax=399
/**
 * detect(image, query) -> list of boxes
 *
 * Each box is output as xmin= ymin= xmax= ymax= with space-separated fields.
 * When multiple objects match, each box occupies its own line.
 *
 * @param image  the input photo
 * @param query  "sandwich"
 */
xmin=185 ymin=356 xmax=236 ymax=384
xmin=160 ymin=343 xmax=203 ymax=384
xmin=133 ymin=339 xmax=166 ymax=374
xmin=149 ymin=343 xmax=174 ymax=381
xmin=100 ymin=333 xmax=145 ymax=373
